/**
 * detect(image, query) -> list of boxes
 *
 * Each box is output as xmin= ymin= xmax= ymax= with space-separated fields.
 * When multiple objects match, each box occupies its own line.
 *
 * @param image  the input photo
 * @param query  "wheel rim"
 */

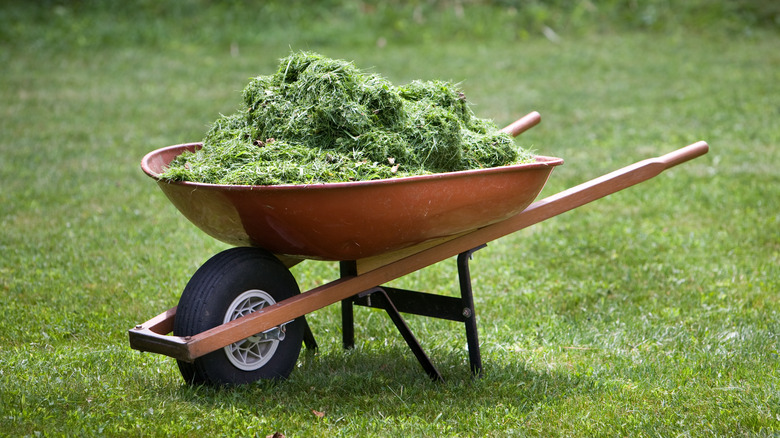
xmin=222 ymin=289 xmax=283 ymax=371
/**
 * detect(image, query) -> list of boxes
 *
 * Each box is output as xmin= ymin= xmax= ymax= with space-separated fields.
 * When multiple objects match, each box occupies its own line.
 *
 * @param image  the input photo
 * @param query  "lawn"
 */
xmin=1 ymin=1 xmax=778 ymax=436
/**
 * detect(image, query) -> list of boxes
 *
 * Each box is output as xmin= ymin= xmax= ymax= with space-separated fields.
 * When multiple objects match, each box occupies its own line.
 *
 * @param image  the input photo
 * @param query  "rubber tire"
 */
xmin=173 ymin=247 xmax=304 ymax=386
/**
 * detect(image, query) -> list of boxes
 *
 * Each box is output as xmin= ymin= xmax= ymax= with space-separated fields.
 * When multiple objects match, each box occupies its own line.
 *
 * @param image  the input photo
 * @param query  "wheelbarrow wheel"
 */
xmin=173 ymin=247 xmax=304 ymax=386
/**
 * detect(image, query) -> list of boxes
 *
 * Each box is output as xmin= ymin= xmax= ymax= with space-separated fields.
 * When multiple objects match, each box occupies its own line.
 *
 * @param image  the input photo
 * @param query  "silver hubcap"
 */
xmin=222 ymin=289 xmax=283 ymax=371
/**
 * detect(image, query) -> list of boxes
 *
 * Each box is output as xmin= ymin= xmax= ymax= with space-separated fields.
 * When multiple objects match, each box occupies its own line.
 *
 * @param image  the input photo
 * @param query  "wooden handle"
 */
xmin=500 ymin=111 xmax=541 ymax=137
xmin=658 ymin=141 xmax=709 ymax=169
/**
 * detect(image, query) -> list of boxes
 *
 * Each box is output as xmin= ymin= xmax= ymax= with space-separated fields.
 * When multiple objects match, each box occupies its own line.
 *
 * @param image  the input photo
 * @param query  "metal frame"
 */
xmin=339 ymin=244 xmax=486 ymax=381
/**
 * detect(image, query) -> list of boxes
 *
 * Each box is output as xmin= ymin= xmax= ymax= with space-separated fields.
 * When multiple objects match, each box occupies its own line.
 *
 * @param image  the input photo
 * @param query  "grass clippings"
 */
xmin=160 ymin=51 xmax=534 ymax=185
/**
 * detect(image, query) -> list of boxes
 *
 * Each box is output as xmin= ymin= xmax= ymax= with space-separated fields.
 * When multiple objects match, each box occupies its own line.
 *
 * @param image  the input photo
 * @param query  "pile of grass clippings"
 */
xmin=161 ymin=51 xmax=534 ymax=185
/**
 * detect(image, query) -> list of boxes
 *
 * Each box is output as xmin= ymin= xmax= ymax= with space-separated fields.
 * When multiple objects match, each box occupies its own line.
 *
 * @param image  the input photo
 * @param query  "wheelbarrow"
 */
xmin=128 ymin=112 xmax=709 ymax=385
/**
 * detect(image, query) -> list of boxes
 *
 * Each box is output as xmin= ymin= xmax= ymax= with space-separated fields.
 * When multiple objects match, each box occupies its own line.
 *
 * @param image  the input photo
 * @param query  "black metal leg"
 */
xmin=341 ymin=299 xmax=354 ymax=349
xmin=458 ymin=245 xmax=486 ymax=377
xmin=340 ymin=261 xmax=357 ymax=349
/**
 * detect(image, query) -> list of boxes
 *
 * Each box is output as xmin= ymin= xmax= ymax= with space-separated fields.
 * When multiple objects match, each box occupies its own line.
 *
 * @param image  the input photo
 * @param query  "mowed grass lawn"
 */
xmin=1 ymin=2 xmax=778 ymax=436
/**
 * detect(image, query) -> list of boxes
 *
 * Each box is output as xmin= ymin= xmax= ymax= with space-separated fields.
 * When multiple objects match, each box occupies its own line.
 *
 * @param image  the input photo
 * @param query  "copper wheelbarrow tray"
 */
xmin=141 ymin=113 xmax=561 ymax=261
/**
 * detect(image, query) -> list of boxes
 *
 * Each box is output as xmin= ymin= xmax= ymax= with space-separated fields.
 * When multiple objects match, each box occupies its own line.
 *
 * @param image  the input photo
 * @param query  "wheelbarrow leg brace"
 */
xmin=340 ymin=245 xmax=486 ymax=381
xmin=356 ymin=287 xmax=445 ymax=382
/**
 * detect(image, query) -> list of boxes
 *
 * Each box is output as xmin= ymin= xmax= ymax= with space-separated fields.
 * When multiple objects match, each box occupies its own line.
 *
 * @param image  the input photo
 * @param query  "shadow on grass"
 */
xmin=167 ymin=346 xmax=598 ymax=425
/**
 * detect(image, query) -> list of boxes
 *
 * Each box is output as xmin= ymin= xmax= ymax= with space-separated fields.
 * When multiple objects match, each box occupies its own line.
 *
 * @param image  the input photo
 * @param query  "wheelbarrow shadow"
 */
xmin=172 ymin=346 xmax=603 ymax=427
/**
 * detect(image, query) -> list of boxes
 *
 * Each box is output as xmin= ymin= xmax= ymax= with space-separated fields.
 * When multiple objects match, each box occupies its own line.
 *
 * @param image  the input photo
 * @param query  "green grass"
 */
xmin=1 ymin=1 xmax=778 ymax=436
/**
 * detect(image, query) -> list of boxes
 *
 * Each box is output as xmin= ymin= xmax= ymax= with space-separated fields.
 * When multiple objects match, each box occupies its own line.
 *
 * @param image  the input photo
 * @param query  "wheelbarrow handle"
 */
xmin=500 ymin=111 xmax=541 ymax=137
xmin=658 ymin=140 xmax=710 ymax=169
